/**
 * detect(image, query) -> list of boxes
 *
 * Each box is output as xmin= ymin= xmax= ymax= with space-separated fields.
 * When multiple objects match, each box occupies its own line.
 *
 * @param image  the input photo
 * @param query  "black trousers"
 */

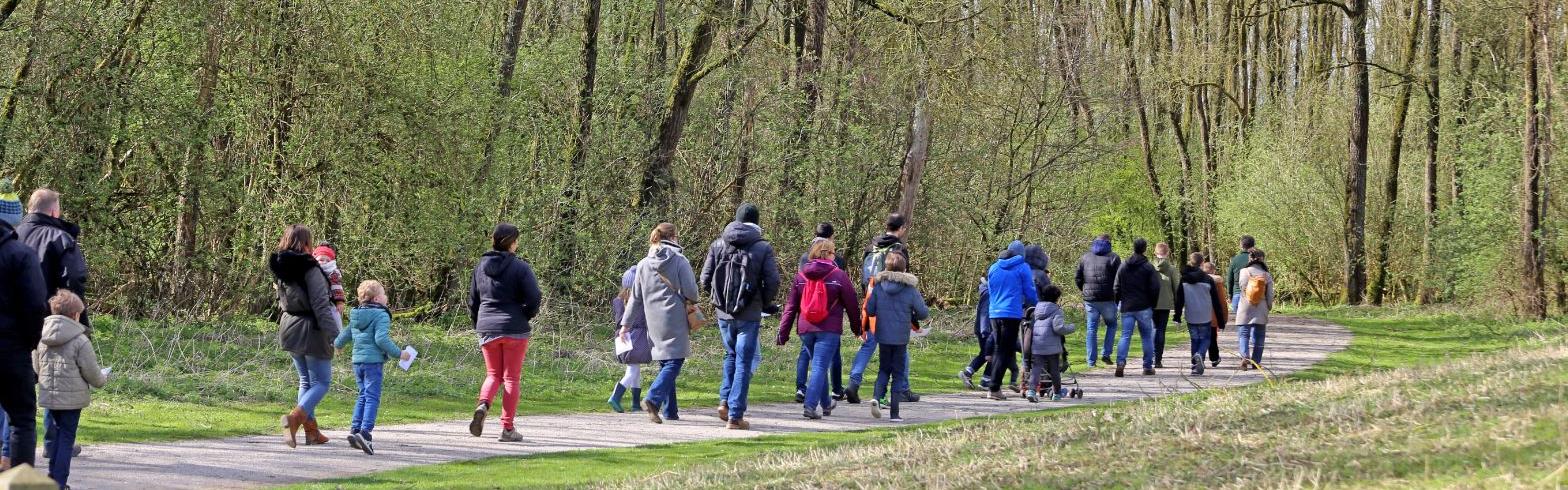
xmin=988 ymin=319 xmax=1021 ymax=392
xmin=1153 ymin=309 xmax=1171 ymax=363
xmin=876 ymin=344 xmax=907 ymax=419
xmin=0 ymin=349 xmax=38 ymax=467
xmin=1028 ymin=354 xmax=1063 ymax=394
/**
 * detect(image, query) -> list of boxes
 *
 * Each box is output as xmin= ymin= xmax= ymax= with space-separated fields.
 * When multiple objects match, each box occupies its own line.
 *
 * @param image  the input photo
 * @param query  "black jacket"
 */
xmin=0 ymin=221 xmax=49 ymax=352
xmin=701 ymin=222 xmax=781 ymax=322
xmin=1074 ymin=242 xmax=1121 ymax=302
xmin=16 ymin=213 xmax=87 ymax=298
xmin=270 ymin=251 xmax=341 ymax=358
xmin=1113 ymin=253 xmax=1163 ymax=312
xmin=468 ymin=251 xmax=543 ymax=337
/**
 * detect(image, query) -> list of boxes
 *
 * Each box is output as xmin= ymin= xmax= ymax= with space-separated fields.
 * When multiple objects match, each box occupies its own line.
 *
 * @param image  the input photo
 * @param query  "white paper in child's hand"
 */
xmin=913 ymin=327 xmax=930 ymax=338
xmin=101 ymin=366 xmax=112 ymax=379
xmin=399 ymin=346 xmax=418 ymax=371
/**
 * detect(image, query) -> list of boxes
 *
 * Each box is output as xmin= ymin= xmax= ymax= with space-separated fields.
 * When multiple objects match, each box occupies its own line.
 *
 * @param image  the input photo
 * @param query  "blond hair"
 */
xmin=357 ymin=280 xmax=386 ymax=304
xmin=29 ymin=189 xmax=60 ymax=215
xmin=49 ymin=289 xmax=84 ymax=318
xmin=809 ymin=239 xmax=836 ymax=261
xmin=648 ymin=222 xmax=677 ymax=245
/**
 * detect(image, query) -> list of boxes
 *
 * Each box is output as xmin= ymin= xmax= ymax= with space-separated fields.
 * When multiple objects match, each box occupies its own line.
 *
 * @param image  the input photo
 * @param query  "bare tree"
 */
xmin=1519 ymin=0 xmax=1546 ymax=318
xmin=476 ymin=0 xmax=531 ymax=182
xmin=551 ymin=0 xmax=603 ymax=294
xmin=1369 ymin=1 xmax=1424 ymax=306
xmin=1418 ymin=0 xmax=1441 ymax=304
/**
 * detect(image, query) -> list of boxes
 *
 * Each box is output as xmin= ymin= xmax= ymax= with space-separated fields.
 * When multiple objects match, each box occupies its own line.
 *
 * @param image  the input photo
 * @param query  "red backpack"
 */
xmin=802 ymin=276 xmax=831 ymax=324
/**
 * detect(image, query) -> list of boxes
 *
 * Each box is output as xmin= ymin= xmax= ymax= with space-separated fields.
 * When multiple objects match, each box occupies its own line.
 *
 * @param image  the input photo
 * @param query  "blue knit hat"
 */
xmin=0 ymin=178 xmax=22 ymax=227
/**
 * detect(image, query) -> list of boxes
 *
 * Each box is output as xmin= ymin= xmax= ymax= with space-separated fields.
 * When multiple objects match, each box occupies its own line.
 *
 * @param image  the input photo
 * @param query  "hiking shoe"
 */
xmin=986 ymin=391 xmax=1008 ymax=401
xmin=870 ymin=399 xmax=883 ymax=419
xmin=795 ymin=390 xmax=806 ymax=403
xmin=1026 ymin=390 xmax=1039 ymax=403
xmin=470 ymin=401 xmax=489 ymax=437
xmin=347 ymin=432 xmax=363 ymax=450
xmin=1155 ymin=361 xmax=1165 ymax=369
xmin=846 ymin=385 xmax=861 ymax=404
xmin=1143 ymin=368 xmax=1156 ymax=376
xmin=1100 ymin=355 xmax=1113 ymax=366
xmin=498 ymin=429 xmax=524 ymax=443
xmin=803 ymin=408 xmax=821 ymax=420
xmin=1115 ymin=363 xmax=1126 ymax=377
xmin=1008 ymin=383 xmax=1021 ymax=394
xmin=726 ymin=418 xmax=750 ymax=430
xmin=823 ymin=399 xmax=837 ymax=417
xmin=718 ymin=403 xmax=730 ymax=422
xmin=959 ymin=371 xmax=976 ymax=390
xmin=643 ymin=400 xmax=662 ymax=424
xmin=900 ymin=391 xmax=921 ymax=403
xmin=1192 ymin=367 xmax=1205 ymax=376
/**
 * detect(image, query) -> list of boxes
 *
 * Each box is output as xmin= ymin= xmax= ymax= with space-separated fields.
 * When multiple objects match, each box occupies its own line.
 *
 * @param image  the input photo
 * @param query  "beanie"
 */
xmin=735 ymin=203 xmax=760 ymax=225
xmin=313 ymin=244 xmax=337 ymax=261
xmin=0 ymin=178 xmax=22 ymax=227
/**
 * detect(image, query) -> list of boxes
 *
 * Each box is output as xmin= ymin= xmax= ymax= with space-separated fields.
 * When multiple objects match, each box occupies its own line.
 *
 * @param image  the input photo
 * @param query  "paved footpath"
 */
xmin=70 ymin=316 xmax=1349 ymax=489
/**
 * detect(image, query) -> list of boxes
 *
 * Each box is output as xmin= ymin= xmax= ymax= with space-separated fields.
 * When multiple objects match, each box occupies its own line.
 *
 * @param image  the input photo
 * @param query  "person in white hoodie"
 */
xmin=34 ymin=290 xmax=107 ymax=489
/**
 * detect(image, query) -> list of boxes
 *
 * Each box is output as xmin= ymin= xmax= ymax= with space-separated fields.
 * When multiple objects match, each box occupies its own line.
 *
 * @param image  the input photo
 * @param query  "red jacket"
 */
xmin=778 ymin=259 xmax=863 ymax=342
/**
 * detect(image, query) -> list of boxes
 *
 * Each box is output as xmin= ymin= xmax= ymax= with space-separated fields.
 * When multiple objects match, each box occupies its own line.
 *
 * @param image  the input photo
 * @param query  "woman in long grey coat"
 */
xmin=624 ymin=223 xmax=700 ymax=424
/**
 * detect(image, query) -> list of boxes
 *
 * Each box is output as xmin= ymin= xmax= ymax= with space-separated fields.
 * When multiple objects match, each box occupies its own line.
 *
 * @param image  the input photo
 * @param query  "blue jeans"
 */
xmin=45 ymin=409 xmax=80 ymax=489
xmin=718 ymin=319 xmax=761 ymax=420
xmin=0 ymin=408 xmax=9 ymax=457
xmin=800 ymin=333 xmax=841 ymax=411
xmin=849 ymin=329 xmax=909 ymax=393
xmin=1084 ymin=301 xmax=1119 ymax=365
xmin=1187 ymin=323 xmax=1213 ymax=366
xmin=1237 ymin=324 xmax=1268 ymax=366
xmin=646 ymin=358 xmax=684 ymax=418
xmin=351 ymin=363 xmax=385 ymax=435
xmin=795 ymin=342 xmax=842 ymax=395
xmin=1231 ymin=292 xmax=1242 ymax=314
xmin=1117 ymin=308 xmax=1156 ymax=369
xmin=291 ymin=354 xmax=333 ymax=418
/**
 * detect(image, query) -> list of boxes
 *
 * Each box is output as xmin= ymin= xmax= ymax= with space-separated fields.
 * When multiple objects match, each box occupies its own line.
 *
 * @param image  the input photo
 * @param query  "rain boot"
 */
xmin=630 ymin=387 xmax=643 ymax=412
xmin=608 ymin=382 xmax=628 ymax=413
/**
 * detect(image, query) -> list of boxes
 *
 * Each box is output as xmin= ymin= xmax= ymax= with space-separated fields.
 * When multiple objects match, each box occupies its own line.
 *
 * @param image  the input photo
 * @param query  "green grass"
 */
xmin=293 ymin=307 xmax=1568 ymax=489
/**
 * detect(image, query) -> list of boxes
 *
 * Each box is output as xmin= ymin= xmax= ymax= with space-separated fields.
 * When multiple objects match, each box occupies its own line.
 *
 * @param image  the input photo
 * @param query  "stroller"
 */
xmin=1021 ymin=306 xmax=1085 ymax=400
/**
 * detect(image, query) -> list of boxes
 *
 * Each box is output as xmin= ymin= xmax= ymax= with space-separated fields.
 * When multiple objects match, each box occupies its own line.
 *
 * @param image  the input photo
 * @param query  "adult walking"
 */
xmin=16 ymin=189 xmax=89 ymax=329
xmin=1226 ymin=236 xmax=1256 ymax=313
xmin=1074 ymin=234 xmax=1121 ymax=367
xmin=1175 ymin=253 xmax=1225 ymax=375
xmin=270 ymin=224 xmax=343 ymax=448
xmin=1151 ymin=243 xmax=1180 ymax=368
xmin=984 ymin=240 xmax=1036 ymax=400
xmin=0 ymin=200 xmax=48 ymax=469
xmin=1112 ymin=238 xmax=1162 ymax=377
xmin=1200 ymin=257 xmax=1227 ymax=367
xmin=777 ymin=239 xmax=861 ymax=419
xmin=1235 ymin=249 xmax=1275 ymax=370
xmin=701 ymin=204 xmax=780 ymax=430
xmin=607 ymin=266 xmax=652 ymax=413
xmin=628 ymin=223 xmax=700 ymax=424
xmin=466 ymin=223 xmax=542 ymax=443
xmin=794 ymin=222 xmax=845 ymax=403
xmin=849 ymin=214 xmax=917 ymax=404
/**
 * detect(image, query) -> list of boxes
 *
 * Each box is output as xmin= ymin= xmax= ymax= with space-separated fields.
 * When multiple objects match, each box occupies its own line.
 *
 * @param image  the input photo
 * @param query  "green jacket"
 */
xmin=1226 ymin=251 xmax=1251 ymax=294
xmin=335 ymin=303 xmax=402 ymax=364
xmin=1152 ymin=257 xmax=1179 ymax=310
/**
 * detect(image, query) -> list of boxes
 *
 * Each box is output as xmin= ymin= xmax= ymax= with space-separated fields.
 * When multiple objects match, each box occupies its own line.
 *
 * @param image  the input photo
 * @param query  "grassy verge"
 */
xmin=295 ymin=308 xmax=1568 ymax=489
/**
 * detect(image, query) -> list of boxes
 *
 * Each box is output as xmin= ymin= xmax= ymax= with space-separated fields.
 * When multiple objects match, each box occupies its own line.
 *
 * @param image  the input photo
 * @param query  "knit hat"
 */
xmin=0 ymin=178 xmax=22 ymax=227
xmin=313 ymin=243 xmax=337 ymax=261
xmin=735 ymin=203 xmax=760 ymax=225
xmin=620 ymin=266 xmax=637 ymax=289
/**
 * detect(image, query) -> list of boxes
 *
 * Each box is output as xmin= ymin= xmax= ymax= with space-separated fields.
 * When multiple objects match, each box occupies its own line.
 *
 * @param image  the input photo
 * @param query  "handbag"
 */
xmin=656 ymin=271 xmax=706 ymax=332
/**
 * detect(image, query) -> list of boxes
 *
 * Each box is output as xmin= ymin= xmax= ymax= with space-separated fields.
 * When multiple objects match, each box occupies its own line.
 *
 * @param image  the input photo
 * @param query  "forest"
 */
xmin=0 ymin=0 xmax=1562 ymax=320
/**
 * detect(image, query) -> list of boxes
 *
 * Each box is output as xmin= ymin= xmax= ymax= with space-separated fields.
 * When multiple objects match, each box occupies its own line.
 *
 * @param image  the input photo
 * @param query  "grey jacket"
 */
xmin=1028 ymin=302 xmax=1076 ymax=356
xmin=34 ymin=315 xmax=107 ymax=410
xmin=1235 ymin=266 xmax=1274 ymax=325
xmin=864 ymin=271 xmax=929 ymax=346
xmin=271 ymin=251 xmax=342 ymax=359
xmin=625 ymin=241 xmax=700 ymax=361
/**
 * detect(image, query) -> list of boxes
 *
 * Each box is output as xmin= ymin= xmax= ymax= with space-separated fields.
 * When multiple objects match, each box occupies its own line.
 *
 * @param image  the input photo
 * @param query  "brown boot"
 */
xmin=303 ymin=417 xmax=330 ymax=445
xmin=281 ymin=407 xmax=305 ymax=448
xmin=1 ymin=455 xmax=11 ymax=470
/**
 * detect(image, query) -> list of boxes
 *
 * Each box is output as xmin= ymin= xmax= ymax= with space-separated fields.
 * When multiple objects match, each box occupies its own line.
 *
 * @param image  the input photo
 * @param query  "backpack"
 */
xmin=801 ymin=276 xmax=831 ymax=324
xmin=862 ymin=245 xmax=896 ymax=286
xmin=710 ymin=243 xmax=757 ymax=315
xmin=1244 ymin=272 xmax=1268 ymax=306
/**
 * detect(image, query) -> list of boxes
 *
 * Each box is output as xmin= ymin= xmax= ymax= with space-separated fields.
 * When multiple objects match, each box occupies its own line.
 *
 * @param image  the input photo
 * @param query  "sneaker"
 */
xmin=1212 ymin=360 xmax=1220 ymax=367
xmin=1100 ymin=355 xmax=1113 ymax=366
xmin=469 ymin=401 xmax=490 ymax=437
xmin=1155 ymin=361 xmax=1165 ymax=369
xmin=665 ymin=413 xmax=680 ymax=421
xmin=846 ymin=385 xmax=861 ymax=404
xmin=803 ymin=409 xmax=821 ymax=420
xmin=1050 ymin=393 xmax=1062 ymax=401
xmin=823 ymin=399 xmax=837 ymax=417
xmin=889 ymin=416 xmax=904 ymax=422
xmin=1008 ymin=383 xmax=1020 ymax=394
xmin=1026 ymin=390 xmax=1039 ymax=403
xmin=718 ymin=403 xmax=730 ymax=422
xmin=1115 ymin=363 xmax=1125 ymax=377
xmin=986 ymin=391 xmax=1008 ymax=401
xmin=726 ymin=418 xmax=750 ymax=430
xmin=1192 ymin=367 xmax=1205 ymax=376
xmin=832 ymin=389 xmax=846 ymax=401
xmin=643 ymin=400 xmax=662 ymax=424
xmin=1143 ymin=368 xmax=1156 ymax=376
xmin=360 ymin=436 xmax=375 ymax=455
xmin=347 ymin=432 xmax=363 ymax=451
xmin=498 ymin=428 xmax=524 ymax=443
xmin=899 ymin=391 xmax=921 ymax=403
xmin=348 ymin=433 xmax=375 ymax=455
xmin=959 ymin=371 xmax=976 ymax=390
xmin=870 ymin=399 xmax=883 ymax=419
xmin=794 ymin=390 xmax=806 ymax=403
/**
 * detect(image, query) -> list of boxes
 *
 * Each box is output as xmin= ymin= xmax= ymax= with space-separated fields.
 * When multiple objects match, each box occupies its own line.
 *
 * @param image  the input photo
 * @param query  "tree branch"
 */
xmin=1323 ymin=61 xmax=1413 ymax=81
xmin=857 ymin=0 xmax=923 ymax=26
xmin=690 ymin=15 xmax=769 ymax=85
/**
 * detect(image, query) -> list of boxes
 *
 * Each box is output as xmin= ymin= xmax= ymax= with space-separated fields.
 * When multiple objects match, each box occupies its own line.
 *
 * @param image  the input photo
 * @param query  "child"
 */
xmin=1024 ymin=285 xmax=1075 ymax=402
xmin=863 ymin=253 xmax=929 ymax=422
xmin=335 ymin=280 xmax=409 ymax=455
xmin=609 ymin=266 xmax=652 ymax=413
xmin=34 ymin=290 xmax=107 ymax=489
xmin=314 ymin=243 xmax=347 ymax=313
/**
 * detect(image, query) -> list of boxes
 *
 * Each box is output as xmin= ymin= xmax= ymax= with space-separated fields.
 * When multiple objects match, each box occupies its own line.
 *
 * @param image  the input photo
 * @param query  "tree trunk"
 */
xmin=268 ymin=0 xmax=298 ymax=177
xmin=0 ymin=0 xmax=22 ymax=27
xmin=176 ymin=1 xmax=225 ymax=263
xmin=1196 ymin=87 xmax=1219 ymax=257
xmin=1117 ymin=0 xmax=1176 ymax=249
xmin=778 ymin=0 xmax=825 ymax=230
xmin=636 ymin=0 xmax=731 ymax=218
xmin=895 ymin=79 xmax=933 ymax=227
xmin=1519 ymin=0 xmax=1546 ymax=319
xmin=0 ymin=0 xmax=46 ymax=165
xmin=1452 ymin=43 xmax=1479 ymax=211
xmin=1369 ymin=1 xmax=1423 ymax=306
xmin=1170 ymin=105 xmax=1197 ymax=258
xmin=1341 ymin=0 xmax=1370 ymax=305
xmin=550 ymin=0 xmax=602 ymax=295
xmin=1418 ymin=0 xmax=1441 ymax=304
xmin=477 ymin=0 xmax=530 ymax=182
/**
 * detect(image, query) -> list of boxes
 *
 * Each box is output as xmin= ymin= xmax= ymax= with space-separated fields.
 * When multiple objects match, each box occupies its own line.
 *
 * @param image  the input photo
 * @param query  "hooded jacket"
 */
xmin=272 ymin=251 xmax=342 ymax=358
xmin=627 ymin=241 xmax=701 ymax=361
xmin=700 ymin=222 xmax=781 ymax=322
xmin=0 ymin=221 xmax=48 ymax=352
xmin=1114 ymin=253 xmax=1163 ymax=312
xmin=468 ymin=251 xmax=543 ymax=337
xmin=864 ymin=271 xmax=929 ymax=346
xmin=1235 ymin=265 xmax=1275 ymax=326
xmin=16 ymin=213 xmax=88 ymax=299
xmin=1152 ymin=256 xmax=1180 ymax=310
xmin=779 ymin=259 xmax=862 ymax=341
xmin=1174 ymin=268 xmax=1225 ymax=326
xmin=1028 ymin=302 xmax=1077 ymax=356
xmin=1074 ymin=239 xmax=1122 ymax=302
xmin=987 ymin=249 xmax=1038 ymax=320
xmin=34 ymin=315 xmax=107 ymax=410
xmin=335 ymin=303 xmax=403 ymax=364
xmin=1024 ymin=244 xmax=1053 ymax=297
xmin=861 ymin=233 xmax=911 ymax=285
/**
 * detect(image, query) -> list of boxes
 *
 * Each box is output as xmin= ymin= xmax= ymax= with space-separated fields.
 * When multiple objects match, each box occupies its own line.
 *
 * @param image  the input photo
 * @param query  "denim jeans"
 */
xmin=351 ymin=362 xmax=385 ymax=435
xmin=873 ymin=343 xmax=909 ymax=418
xmin=1187 ymin=322 xmax=1213 ymax=368
xmin=1117 ymin=308 xmax=1156 ymax=369
xmin=1231 ymin=292 xmax=1242 ymax=314
xmin=291 ymin=354 xmax=333 ymax=418
xmin=1084 ymin=301 xmax=1119 ymax=365
xmin=646 ymin=358 xmax=684 ymax=418
xmin=800 ymin=332 xmax=841 ymax=411
xmin=0 ymin=408 xmax=8 ymax=457
xmin=849 ymin=328 xmax=911 ymax=393
xmin=1237 ymin=324 xmax=1268 ymax=366
xmin=718 ymin=319 xmax=761 ymax=420
xmin=795 ymin=341 xmax=842 ymax=395
xmin=45 ymin=408 xmax=80 ymax=489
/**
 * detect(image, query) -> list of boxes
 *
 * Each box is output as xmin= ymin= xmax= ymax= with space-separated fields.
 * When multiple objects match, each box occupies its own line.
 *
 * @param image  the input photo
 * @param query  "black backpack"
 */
xmin=710 ymin=242 xmax=759 ymax=315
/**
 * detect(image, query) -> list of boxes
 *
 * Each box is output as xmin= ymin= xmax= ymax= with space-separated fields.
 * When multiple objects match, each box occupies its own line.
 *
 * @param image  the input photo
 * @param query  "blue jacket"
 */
xmin=864 ymin=271 xmax=929 ymax=346
xmin=335 ymin=303 xmax=402 ymax=364
xmin=987 ymin=255 xmax=1037 ymax=320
